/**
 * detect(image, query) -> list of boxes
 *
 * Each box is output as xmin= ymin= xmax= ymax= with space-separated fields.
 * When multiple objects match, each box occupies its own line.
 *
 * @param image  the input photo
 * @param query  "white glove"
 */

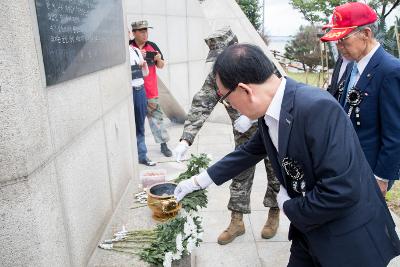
xmin=174 ymin=140 xmax=189 ymax=162
xmin=234 ymin=115 xmax=254 ymax=133
xmin=174 ymin=177 xmax=201 ymax=202
xmin=277 ymin=185 xmax=291 ymax=211
xmin=174 ymin=171 xmax=214 ymax=202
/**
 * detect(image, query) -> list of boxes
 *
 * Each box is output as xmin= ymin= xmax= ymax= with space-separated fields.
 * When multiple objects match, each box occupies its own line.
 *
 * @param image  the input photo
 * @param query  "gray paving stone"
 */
xmin=250 ymin=191 xmax=270 ymax=211
xmin=203 ymin=185 xmax=231 ymax=212
xmin=256 ymin=241 xmax=291 ymax=267
xmin=193 ymin=242 xmax=262 ymax=267
xmin=199 ymin=210 xmax=254 ymax=244
xmin=198 ymin=134 xmax=233 ymax=146
xmin=249 ymin=210 xmax=290 ymax=242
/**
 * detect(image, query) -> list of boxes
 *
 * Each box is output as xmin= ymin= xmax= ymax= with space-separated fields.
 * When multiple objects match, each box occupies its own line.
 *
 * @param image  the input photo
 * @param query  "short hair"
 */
xmin=213 ymin=44 xmax=276 ymax=91
xmin=362 ymin=22 xmax=377 ymax=37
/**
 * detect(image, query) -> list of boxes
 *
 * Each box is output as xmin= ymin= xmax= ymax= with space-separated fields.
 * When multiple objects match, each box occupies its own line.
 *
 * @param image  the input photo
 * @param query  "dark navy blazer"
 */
xmin=207 ymin=78 xmax=400 ymax=266
xmin=342 ymin=46 xmax=400 ymax=180
xmin=328 ymin=56 xmax=353 ymax=100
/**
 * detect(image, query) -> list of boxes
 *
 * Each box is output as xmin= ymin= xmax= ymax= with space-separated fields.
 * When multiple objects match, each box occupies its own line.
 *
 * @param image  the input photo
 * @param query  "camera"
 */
xmin=145 ymin=51 xmax=157 ymax=60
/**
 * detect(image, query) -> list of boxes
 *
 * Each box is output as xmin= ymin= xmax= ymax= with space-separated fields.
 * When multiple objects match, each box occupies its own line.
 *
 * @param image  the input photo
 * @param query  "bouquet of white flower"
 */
xmin=98 ymin=153 xmax=212 ymax=266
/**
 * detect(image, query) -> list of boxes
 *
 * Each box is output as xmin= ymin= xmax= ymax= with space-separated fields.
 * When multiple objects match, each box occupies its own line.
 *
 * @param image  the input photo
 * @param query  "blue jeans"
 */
xmin=133 ymin=85 xmax=148 ymax=161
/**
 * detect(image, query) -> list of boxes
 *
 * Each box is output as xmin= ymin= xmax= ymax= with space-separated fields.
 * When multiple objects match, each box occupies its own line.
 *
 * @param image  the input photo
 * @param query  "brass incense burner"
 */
xmin=147 ymin=182 xmax=181 ymax=221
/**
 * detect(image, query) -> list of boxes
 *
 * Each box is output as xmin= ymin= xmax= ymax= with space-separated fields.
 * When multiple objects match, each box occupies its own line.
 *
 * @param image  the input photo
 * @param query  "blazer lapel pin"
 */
xmin=282 ymin=157 xmax=305 ymax=196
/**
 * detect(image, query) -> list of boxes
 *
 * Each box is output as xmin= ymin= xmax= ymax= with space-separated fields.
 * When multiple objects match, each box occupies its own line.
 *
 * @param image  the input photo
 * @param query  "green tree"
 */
xmin=290 ymin=1 xmax=400 ymax=57
xmin=367 ymin=0 xmax=400 ymax=33
xmin=237 ymin=0 xmax=262 ymax=31
xmin=289 ymin=0 xmax=399 ymax=27
xmin=284 ymin=25 xmax=321 ymax=72
xmin=384 ymin=17 xmax=400 ymax=57
xmin=290 ymin=0 xmax=353 ymax=25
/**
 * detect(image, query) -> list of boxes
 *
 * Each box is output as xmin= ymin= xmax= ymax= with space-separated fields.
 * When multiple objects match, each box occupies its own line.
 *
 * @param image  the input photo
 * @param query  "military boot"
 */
xmin=160 ymin=143 xmax=172 ymax=157
xmin=261 ymin=207 xmax=280 ymax=239
xmin=217 ymin=211 xmax=245 ymax=245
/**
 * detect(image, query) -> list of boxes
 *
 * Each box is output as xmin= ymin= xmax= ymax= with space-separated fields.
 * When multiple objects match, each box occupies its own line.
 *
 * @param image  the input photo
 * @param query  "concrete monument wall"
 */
xmin=0 ymin=0 xmax=138 ymax=266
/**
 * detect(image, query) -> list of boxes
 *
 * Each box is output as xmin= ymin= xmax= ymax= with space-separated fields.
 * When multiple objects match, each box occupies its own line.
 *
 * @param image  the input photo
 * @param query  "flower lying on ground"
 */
xmin=98 ymin=153 xmax=212 ymax=266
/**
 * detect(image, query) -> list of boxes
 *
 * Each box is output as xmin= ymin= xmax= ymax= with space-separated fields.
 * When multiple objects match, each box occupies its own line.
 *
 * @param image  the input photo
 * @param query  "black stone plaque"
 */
xmin=35 ymin=0 xmax=126 ymax=86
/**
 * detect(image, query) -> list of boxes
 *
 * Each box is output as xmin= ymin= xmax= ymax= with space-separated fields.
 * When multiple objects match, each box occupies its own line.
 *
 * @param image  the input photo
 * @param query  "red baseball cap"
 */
xmin=320 ymin=2 xmax=377 ymax=42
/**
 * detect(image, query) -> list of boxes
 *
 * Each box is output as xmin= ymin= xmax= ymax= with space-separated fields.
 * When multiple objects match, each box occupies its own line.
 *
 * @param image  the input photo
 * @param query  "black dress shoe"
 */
xmin=160 ymin=143 xmax=172 ymax=157
xmin=139 ymin=158 xmax=156 ymax=166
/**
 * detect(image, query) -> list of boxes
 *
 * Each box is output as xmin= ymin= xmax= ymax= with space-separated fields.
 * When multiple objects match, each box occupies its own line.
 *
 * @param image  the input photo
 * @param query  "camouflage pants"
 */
xmin=228 ymin=157 xmax=280 ymax=213
xmin=146 ymin=97 xmax=170 ymax=143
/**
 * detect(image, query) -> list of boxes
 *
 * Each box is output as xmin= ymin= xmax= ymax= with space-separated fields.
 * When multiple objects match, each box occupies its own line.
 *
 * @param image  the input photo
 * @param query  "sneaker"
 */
xmin=160 ymin=143 xmax=172 ymax=157
xmin=139 ymin=157 xmax=156 ymax=166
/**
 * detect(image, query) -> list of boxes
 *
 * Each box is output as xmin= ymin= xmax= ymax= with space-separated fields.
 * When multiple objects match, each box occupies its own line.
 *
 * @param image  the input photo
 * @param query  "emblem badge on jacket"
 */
xmin=282 ymin=157 xmax=306 ymax=196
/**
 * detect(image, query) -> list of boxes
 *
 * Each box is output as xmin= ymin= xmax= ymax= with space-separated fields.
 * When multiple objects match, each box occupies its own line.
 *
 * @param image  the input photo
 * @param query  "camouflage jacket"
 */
xmin=180 ymin=72 xmax=257 ymax=147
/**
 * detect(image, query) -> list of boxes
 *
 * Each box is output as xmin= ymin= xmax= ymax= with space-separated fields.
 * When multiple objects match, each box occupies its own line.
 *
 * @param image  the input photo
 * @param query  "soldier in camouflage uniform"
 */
xmin=174 ymin=27 xmax=281 ymax=245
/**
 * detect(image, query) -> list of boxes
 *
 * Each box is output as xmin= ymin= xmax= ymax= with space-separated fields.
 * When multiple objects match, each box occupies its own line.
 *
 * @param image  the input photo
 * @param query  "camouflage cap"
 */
xmin=131 ymin=20 xmax=153 ymax=30
xmin=204 ymin=27 xmax=238 ymax=62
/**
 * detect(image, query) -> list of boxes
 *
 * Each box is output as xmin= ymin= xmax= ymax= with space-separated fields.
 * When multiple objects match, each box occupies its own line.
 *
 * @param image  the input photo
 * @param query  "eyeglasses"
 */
xmin=218 ymin=88 xmax=235 ymax=107
xmin=335 ymin=28 xmax=362 ymax=44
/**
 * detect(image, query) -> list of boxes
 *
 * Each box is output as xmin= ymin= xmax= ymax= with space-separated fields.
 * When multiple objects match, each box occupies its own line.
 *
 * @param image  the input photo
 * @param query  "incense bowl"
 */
xmin=147 ymin=182 xmax=181 ymax=221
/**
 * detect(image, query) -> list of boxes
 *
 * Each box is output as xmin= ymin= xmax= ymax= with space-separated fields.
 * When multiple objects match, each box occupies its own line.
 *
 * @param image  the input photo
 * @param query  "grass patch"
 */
xmin=287 ymin=71 xmax=325 ymax=87
xmin=386 ymin=181 xmax=400 ymax=217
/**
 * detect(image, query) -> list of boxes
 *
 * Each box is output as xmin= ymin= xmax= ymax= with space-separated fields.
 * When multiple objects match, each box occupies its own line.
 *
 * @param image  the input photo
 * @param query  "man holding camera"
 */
xmin=131 ymin=20 xmax=172 ymax=164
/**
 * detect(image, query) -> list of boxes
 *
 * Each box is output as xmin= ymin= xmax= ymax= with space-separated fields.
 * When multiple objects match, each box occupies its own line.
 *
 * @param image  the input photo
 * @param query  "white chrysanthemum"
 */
xmin=206 ymin=154 xmax=213 ymax=161
xmin=184 ymin=221 xmax=194 ymax=238
xmin=188 ymin=210 xmax=198 ymax=218
xmin=99 ymin=243 xmax=113 ymax=250
xmin=187 ymin=215 xmax=195 ymax=227
xmin=175 ymin=233 xmax=184 ymax=252
xmin=172 ymin=250 xmax=182 ymax=260
xmin=184 ymin=216 xmax=198 ymax=239
xmin=113 ymin=225 xmax=128 ymax=239
xmin=197 ymin=232 xmax=203 ymax=240
xmin=180 ymin=209 xmax=188 ymax=217
xmin=186 ymin=237 xmax=197 ymax=253
xmin=163 ymin=252 xmax=173 ymax=267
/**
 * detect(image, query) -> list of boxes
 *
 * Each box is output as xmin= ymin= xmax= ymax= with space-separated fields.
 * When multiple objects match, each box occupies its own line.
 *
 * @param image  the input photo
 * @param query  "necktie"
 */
xmin=341 ymin=63 xmax=359 ymax=106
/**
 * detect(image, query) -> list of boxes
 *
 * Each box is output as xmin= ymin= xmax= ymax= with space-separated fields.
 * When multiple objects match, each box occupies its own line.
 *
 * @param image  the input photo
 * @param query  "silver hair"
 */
xmin=359 ymin=22 xmax=378 ymax=37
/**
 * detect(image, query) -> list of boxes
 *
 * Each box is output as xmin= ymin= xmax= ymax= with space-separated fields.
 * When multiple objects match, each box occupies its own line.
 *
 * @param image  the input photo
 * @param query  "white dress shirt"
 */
xmin=264 ymin=77 xmax=287 ymax=152
xmin=353 ymin=43 xmax=380 ymax=84
xmin=197 ymin=77 xmax=287 ymax=188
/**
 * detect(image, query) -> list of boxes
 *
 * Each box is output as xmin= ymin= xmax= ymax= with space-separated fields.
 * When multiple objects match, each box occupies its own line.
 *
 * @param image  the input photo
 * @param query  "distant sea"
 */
xmin=267 ymin=36 xmax=293 ymax=55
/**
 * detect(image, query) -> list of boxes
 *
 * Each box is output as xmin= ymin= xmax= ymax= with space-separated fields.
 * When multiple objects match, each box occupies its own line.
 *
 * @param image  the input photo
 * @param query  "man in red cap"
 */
xmin=321 ymin=2 xmax=400 ymax=197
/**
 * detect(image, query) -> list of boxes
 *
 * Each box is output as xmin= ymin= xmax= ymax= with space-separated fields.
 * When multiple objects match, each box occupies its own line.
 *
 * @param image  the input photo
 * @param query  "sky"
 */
xmin=263 ymin=0 xmax=308 ymax=37
xmin=263 ymin=0 xmax=399 ymax=37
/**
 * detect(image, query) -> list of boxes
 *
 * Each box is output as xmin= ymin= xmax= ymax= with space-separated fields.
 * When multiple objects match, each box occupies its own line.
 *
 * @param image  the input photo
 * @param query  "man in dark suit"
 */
xmin=174 ymin=44 xmax=400 ymax=266
xmin=327 ymin=55 xmax=352 ymax=101
xmin=321 ymin=2 xmax=400 ymax=196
